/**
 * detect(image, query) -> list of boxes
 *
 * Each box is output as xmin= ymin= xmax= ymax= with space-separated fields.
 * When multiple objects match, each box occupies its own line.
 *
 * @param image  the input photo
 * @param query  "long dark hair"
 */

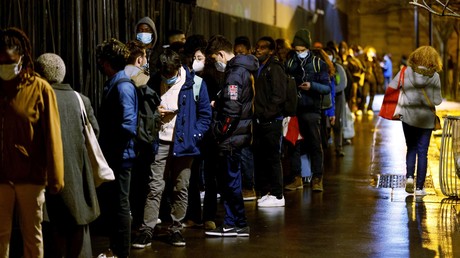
xmin=0 ymin=27 xmax=35 ymax=84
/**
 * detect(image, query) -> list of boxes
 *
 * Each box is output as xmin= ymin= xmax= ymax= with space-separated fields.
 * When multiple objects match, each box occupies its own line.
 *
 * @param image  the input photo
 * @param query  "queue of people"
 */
xmin=0 ymin=18 xmax=443 ymax=258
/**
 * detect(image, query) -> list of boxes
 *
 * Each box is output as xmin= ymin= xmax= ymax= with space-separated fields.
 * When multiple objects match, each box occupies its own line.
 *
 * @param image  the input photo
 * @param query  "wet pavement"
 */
xmin=92 ymin=95 xmax=460 ymax=258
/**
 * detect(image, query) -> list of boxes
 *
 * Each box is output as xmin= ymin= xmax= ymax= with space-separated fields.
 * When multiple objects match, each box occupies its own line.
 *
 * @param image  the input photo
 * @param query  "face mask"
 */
xmin=215 ymin=61 xmax=226 ymax=72
xmin=137 ymin=32 xmax=153 ymax=44
xmin=162 ymin=74 xmax=179 ymax=85
xmin=328 ymin=55 xmax=334 ymax=62
xmin=0 ymin=56 xmax=22 ymax=81
xmin=297 ymin=50 xmax=308 ymax=59
xmin=192 ymin=60 xmax=205 ymax=72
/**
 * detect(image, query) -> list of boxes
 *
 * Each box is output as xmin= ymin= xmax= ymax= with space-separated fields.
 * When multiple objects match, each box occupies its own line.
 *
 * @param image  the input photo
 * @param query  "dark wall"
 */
xmin=1 ymin=0 xmax=347 ymax=111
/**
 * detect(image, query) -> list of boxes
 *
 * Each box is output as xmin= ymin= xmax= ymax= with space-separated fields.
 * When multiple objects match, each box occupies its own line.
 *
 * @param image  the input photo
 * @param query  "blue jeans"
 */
xmin=402 ymin=122 xmax=432 ymax=189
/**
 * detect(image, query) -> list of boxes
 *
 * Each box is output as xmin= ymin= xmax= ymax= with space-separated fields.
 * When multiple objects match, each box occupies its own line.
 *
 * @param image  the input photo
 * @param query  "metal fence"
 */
xmin=439 ymin=116 xmax=460 ymax=197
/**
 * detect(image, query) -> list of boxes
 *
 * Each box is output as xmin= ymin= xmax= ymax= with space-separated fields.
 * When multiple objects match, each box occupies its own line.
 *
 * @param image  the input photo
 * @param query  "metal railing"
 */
xmin=439 ymin=116 xmax=460 ymax=197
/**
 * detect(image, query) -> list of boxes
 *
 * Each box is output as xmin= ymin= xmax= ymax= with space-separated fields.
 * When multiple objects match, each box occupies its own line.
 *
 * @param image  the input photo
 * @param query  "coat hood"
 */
xmin=136 ymin=17 xmax=158 ymax=47
xmin=406 ymin=66 xmax=439 ymax=89
xmin=228 ymin=54 xmax=259 ymax=73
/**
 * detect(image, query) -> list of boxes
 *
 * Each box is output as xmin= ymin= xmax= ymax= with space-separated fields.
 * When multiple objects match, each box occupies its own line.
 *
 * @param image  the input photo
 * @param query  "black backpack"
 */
xmin=266 ymin=62 xmax=298 ymax=117
xmin=113 ymin=78 xmax=161 ymax=154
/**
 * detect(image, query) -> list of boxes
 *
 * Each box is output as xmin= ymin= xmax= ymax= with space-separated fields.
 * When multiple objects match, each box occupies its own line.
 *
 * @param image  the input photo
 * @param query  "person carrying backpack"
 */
xmin=131 ymin=49 xmax=211 ymax=248
xmin=285 ymin=29 xmax=331 ymax=192
xmin=252 ymin=36 xmax=287 ymax=207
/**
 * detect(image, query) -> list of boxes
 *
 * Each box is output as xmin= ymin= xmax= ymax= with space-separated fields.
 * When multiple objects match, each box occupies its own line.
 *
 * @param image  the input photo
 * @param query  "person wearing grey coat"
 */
xmin=391 ymin=46 xmax=443 ymax=197
xmin=36 ymin=53 xmax=100 ymax=258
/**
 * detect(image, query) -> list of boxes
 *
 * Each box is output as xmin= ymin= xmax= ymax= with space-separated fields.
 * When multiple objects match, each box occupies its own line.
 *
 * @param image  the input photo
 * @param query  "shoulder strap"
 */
xmin=74 ymin=91 xmax=88 ymax=124
xmin=193 ymin=75 xmax=203 ymax=102
xmin=421 ymin=88 xmax=436 ymax=114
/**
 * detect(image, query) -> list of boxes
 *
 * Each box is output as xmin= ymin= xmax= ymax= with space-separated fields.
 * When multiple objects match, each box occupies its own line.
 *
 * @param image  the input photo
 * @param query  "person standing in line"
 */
xmin=396 ymin=46 xmax=442 ymax=196
xmin=285 ymin=29 xmax=330 ymax=192
xmin=0 ymin=27 xmax=64 ymax=258
xmin=36 ymin=53 xmax=100 ymax=258
xmin=324 ymin=47 xmax=348 ymax=157
xmin=233 ymin=35 xmax=257 ymax=201
xmin=205 ymin=35 xmax=259 ymax=237
xmin=135 ymin=16 xmax=158 ymax=78
xmin=131 ymin=49 xmax=211 ymax=248
xmin=252 ymin=36 xmax=287 ymax=207
xmin=95 ymin=38 xmax=138 ymax=258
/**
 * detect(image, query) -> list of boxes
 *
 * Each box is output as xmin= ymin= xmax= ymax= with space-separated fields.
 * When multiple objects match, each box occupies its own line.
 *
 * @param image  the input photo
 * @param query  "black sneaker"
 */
xmin=131 ymin=232 xmax=152 ymax=249
xmin=205 ymin=224 xmax=237 ymax=237
xmin=168 ymin=231 xmax=186 ymax=247
xmin=236 ymin=226 xmax=250 ymax=237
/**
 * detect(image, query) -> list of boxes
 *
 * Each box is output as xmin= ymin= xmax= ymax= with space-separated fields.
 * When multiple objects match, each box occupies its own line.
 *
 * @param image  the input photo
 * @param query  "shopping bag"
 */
xmin=379 ymin=67 xmax=406 ymax=120
xmin=75 ymin=92 xmax=115 ymax=187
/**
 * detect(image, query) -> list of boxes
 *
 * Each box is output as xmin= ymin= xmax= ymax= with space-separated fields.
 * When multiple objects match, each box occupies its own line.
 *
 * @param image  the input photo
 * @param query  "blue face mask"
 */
xmin=162 ymin=74 xmax=179 ymax=85
xmin=297 ymin=50 xmax=309 ymax=59
xmin=137 ymin=33 xmax=153 ymax=44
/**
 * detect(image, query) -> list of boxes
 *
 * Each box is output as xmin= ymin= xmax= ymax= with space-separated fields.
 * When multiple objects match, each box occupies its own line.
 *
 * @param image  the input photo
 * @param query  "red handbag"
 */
xmin=379 ymin=66 xmax=406 ymax=120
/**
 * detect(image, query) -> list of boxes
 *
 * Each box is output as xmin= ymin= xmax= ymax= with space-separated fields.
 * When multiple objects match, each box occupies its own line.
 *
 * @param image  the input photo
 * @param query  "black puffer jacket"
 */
xmin=212 ymin=54 xmax=259 ymax=151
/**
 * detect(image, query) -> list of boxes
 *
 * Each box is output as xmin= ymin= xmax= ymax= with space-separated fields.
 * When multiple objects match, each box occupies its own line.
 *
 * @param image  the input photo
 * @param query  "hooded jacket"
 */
xmin=393 ymin=66 xmax=442 ymax=129
xmin=212 ymin=54 xmax=259 ymax=150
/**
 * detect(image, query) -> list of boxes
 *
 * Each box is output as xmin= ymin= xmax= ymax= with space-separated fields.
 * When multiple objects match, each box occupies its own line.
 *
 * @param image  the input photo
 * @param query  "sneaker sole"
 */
xmin=243 ymin=196 xmax=257 ymax=201
xmin=258 ymin=203 xmax=285 ymax=207
xmin=131 ymin=242 xmax=151 ymax=249
xmin=172 ymin=242 xmax=186 ymax=247
xmin=237 ymin=232 xmax=250 ymax=237
xmin=205 ymin=232 xmax=238 ymax=237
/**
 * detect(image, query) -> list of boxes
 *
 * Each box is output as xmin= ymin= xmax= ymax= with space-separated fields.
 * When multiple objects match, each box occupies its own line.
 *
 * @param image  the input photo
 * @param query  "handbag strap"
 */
xmin=74 ymin=91 xmax=89 ymax=125
xmin=397 ymin=66 xmax=406 ymax=90
xmin=421 ymin=88 xmax=437 ymax=115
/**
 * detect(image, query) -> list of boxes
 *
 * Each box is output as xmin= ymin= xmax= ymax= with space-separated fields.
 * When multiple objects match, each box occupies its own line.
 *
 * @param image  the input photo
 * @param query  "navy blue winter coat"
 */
xmin=170 ymin=66 xmax=212 ymax=157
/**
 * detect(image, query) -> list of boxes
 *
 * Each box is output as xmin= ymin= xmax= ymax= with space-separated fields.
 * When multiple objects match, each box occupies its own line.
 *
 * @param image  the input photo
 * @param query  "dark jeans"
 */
xmin=240 ymin=146 xmax=254 ymax=190
xmin=402 ymin=122 xmax=432 ymax=189
xmin=253 ymin=119 xmax=283 ymax=198
xmin=297 ymin=111 xmax=324 ymax=178
xmin=218 ymin=148 xmax=247 ymax=227
xmin=98 ymin=164 xmax=132 ymax=258
xmin=185 ymin=157 xmax=204 ymax=223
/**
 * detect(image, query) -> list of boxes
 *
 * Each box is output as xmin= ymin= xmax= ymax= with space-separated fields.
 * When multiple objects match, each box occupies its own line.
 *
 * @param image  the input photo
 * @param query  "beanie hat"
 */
xmin=36 ymin=53 xmax=66 ymax=84
xmin=292 ymin=29 xmax=312 ymax=49
xmin=136 ymin=16 xmax=158 ymax=47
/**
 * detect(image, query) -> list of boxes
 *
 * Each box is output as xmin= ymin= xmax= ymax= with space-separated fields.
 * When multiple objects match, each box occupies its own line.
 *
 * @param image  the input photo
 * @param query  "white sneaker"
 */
xmin=415 ymin=188 xmax=427 ymax=196
xmin=157 ymin=218 xmax=162 ymax=224
xmin=257 ymin=195 xmax=285 ymax=207
xmin=405 ymin=177 xmax=414 ymax=194
xmin=257 ymin=194 xmax=270 ymax=203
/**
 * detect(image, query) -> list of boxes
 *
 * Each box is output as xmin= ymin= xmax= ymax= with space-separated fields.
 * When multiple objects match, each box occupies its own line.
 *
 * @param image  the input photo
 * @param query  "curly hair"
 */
xmin=96 ymin=38 xmax=129 ymax=71
xmin=0 ymin=27 xmax=35 ymax=84
xmin=125 ymin=40 xmax=146 ymax=65
xmin=407 ymin=46 xmax=442 ymax=76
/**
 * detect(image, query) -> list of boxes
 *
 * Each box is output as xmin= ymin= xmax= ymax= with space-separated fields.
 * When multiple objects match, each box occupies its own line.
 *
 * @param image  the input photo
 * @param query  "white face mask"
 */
xmin=137 ymin=32 xmax=153 ymax=44
xmin=215 ymin=61 xmax=226 ymax=72
xmin=297 ymin=50 xmax=309 ymax=59
xmin=0 ymin=56 xmax=22 ymax=81
xmin=192 ymin=60 xmax=205 ymax=72
xmin=328 ymin=55 xmax=334 ymax=62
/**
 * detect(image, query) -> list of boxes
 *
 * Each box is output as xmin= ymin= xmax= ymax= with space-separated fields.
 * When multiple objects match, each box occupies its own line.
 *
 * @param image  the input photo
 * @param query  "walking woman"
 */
xmin=395 ymin=46 xmax=442 ymax=196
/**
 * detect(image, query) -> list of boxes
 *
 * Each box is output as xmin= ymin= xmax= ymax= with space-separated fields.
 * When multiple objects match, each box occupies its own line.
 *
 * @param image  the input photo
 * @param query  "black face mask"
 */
xmin=258 ymin=55 xmax=269 ymax=63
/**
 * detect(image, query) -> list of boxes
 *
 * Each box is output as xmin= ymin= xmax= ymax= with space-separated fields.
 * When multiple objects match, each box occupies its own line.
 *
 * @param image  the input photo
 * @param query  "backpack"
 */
xmin=311 ymin=56 xmax=332 ymax=110
xmin=113 ymin=78 xmax=161 ymax=155
xmin=266 ymin=62 xmax=298 ymax=117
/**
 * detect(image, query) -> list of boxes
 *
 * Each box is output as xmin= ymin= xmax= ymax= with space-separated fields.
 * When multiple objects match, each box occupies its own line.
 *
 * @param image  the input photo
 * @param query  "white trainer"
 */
xmin=258 ymin=195 xmax=285 ymax=207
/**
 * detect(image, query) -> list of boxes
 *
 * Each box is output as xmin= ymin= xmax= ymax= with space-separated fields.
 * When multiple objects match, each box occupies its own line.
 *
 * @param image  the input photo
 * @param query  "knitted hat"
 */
xmin=292 ymin=29 xmax=312 ymax=49
xmin=36 ymin=53 xmax=66 ymax=83
xmin=136 ymin=16 xmax=158 ymax=47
